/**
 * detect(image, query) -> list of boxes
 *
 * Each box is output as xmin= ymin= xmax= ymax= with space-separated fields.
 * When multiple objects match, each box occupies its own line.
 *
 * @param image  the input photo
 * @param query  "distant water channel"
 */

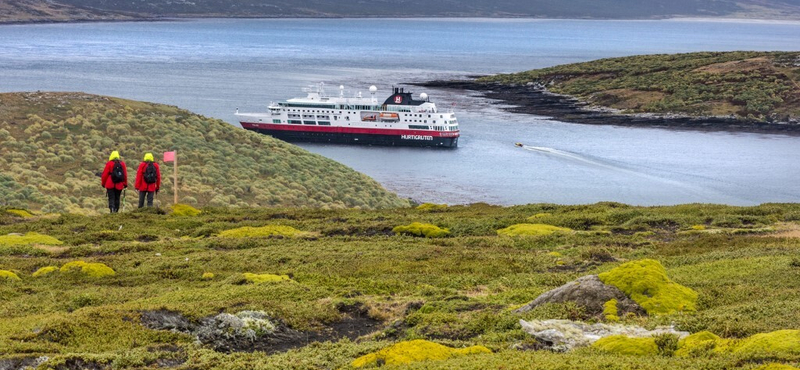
xmin=2 ymin=18 xmax=799 ymax=205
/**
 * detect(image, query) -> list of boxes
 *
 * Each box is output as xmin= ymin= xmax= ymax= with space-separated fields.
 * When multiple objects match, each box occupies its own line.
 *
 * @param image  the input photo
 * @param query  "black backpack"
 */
xmin=110 ymin=160 xmax=125 ymax=183
xmin=143 ymin=162 xmax=157 ymax=184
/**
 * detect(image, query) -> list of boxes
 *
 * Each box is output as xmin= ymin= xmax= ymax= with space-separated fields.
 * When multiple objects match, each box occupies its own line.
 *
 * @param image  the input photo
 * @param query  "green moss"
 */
xmin=592 ymin=335 xmax=659 ymax=356
xmin=242 ymin=273 xmax=290 ymax=284
xmin=528 ymin=213 xmax=552 ymax=219
xmin=351 ymin=339 xmax=491 ymax=367
xmin=6 ymin=209 xmax=33 ymax=218
xmin=171 ymin=204 xmax=201 ymax=217
xmin=417 ymin=203 xmax=448 ymax=211
xmin=603 ymin=299 xmax=620 ymax=322
xmin=32 ymin=266 xmax=58 ymax=277
xmin=675 ymin=331 xmax=722 ymax=357
xmin=0 ymin=232 xmax=63 ymax=247
xmin=496 ymin=223 xmax=572 ymax=237
xmin=393 ymin=222 xmax=450 ymax=238
xmin=0 ymin=269 xmax=21 ymax=281
xmin=690 ymin=224 xmax=706 ymax=230
xmin=60 ymin=261 xmax=116 ymax=278
xmin=733 ymin=330 xmax=800 ymax=359
xmin=598 ymin=259 xmax=697 ymax=316
xmin=201 ymin=272 xmax=214 ymax=280
xmin=218 ymin=225 xmax=312 ymax=238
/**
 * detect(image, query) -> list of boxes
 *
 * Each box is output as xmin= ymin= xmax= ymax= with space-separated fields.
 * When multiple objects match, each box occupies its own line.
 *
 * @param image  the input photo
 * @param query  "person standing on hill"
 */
xmin=135 ymin=152 xmax=161 ymax=208
xmin=101 ymin=151 xmax=127 ymax=213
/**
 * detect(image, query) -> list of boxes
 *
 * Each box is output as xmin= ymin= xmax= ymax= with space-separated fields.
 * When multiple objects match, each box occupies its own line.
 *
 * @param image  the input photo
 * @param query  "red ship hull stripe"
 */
xmin=240 ymin=122 xmax=460 ymax=138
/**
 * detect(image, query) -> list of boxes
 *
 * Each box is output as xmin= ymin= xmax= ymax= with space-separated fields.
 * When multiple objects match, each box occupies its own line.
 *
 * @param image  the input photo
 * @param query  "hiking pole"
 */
xmin=121 ymin=188 xmax=127 ymax=212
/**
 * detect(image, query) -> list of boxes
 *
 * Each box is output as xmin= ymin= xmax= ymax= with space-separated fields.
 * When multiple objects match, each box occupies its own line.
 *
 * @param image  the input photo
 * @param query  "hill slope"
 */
xmin=480 ymin=51 xmax=800 ymax=123
xmin=0 ymin=92 xmax=409 ymax=213
xmin=2 ymin=0 xmax=800 ymax=22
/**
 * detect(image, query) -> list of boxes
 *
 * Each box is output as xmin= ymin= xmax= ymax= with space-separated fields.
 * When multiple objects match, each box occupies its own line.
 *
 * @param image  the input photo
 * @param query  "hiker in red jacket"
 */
xmin=101 ymin=150 xmax=128 ymax=213
xmin=135 ymin=152 xmax=161 ymax=208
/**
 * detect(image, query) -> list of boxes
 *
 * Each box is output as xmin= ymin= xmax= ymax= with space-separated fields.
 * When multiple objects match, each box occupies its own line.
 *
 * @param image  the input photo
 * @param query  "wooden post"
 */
xmin=173 ymin=151 xmax=178 ymax=205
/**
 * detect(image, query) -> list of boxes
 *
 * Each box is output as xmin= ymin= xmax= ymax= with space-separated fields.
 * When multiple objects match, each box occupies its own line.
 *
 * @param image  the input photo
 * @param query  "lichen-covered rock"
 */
xmin=0 ymin=232 xmax=63 ymax=247
xmin=392 ymin=222 xmax=450 ymax=238
xmin=242 ymin=273 xmax=290 ymax=284
xmin=598 ymin=259 xmax=697 ymax=315
xmin=140 ymin=310 xmax=193 ymax=333
xmin=32 ymin=266 xmax=58 ymax=277
xmin=218 ymin=225 xmax=311 ymax=238
xmin=519 ymin=319 xmax=688 ymax=352
xmin=351 ymin=339 xmax=491 ymax=368
xmin=195 ymin=311 xmax=302 ymax=353
xmin=0 ymin=270 xmax=21 ymax=281
xmin=497 ymin=223 xmax=572 ymax=237
xmin=514 ymin=275 xmax=645 ymax=319
xmin=0 ymin=356 xmax=49 ymax=370
xmin=59 ymin=261 xmax=116 ymax=278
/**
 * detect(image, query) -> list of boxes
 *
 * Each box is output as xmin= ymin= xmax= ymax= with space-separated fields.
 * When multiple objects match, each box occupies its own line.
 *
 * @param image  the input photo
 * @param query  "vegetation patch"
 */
xmin=0 ymin=232 xmax=63 ymax=247
xmin=393 ymin=222 xmax=450 ymax=238
xmin=242 ymin=273 xmax=291 ymax=284
xmin=32 ymin=266 xmax=58 ymax=277
xmin=59 ymin=261 xmax=116 ymax=278
xmin=416 ymin=203 xmax=448 ymax=211
xmin=603 ymin=299 xmax=620 ymax=322
xmin=218 ymin=225 xmax=313 ymax=238
xmin=6 ymin=209 xmax=33 ymax=218
xmin=0 ymin=269 xmax=21 ymax=281
xmin=351 ymin=339 xmax=491 ymax=367
xmin=171 ymin=204 xmax=201 ymax=217
xmin=497 ymin=223 xmax=572 ymax=237
xmin=592 ymin=335 xmax=659 ymax=356
xmin=598 ymin=259 xmax=697 ymax=316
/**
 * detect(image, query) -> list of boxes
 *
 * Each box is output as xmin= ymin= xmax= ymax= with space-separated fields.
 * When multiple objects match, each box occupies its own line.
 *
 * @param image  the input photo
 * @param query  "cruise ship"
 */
xmin=236 ymin=83 xmax=460 ymax=148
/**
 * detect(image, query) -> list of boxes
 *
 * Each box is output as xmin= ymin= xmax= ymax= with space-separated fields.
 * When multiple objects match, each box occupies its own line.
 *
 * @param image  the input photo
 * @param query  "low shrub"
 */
xmin=351 ymin=339 xmax=491 ymax=367
xmin=392 ymin=222 xmax=450 ymax=238
xmin=32 ymin=266 xmax=58 ymax=277
xmin=0 ymin=232 xmax=63 ymax=247
xmin=218 ymin=225 xmax=312 ymax=238
xmin=416 ymin=203 xmax=448 ymax=211
xmin=592 ymin=335 xmax=658 ymax=356
xmin=496 ymin=224 xmax=572 ymax=237
xmin=171 ymin=204 xmax=201 ymax=217
xmin=242 ymin=273 xmax=290 ymax=284
xmin=0 ymin=269 xmax=21 ymax=281
xmin=60 ymin=261 xmax=116 ymax=278
xmin=599 ymin=259 xmax=697 ymax=316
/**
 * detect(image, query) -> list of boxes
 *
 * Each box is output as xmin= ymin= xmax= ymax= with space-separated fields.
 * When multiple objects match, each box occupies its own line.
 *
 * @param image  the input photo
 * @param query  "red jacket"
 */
xmin=101 ymin=160 xmax=128 ymax=190
xmin=135 ymin=161 xmax=161 ymax=192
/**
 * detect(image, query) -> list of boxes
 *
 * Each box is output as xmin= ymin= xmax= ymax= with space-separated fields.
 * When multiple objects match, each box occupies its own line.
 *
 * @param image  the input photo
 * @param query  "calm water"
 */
xmin=1 ymin=18 xmax=799 ymax=205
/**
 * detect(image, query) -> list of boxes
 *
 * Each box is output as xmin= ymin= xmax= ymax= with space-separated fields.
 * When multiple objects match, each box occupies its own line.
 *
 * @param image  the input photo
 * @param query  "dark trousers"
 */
xmin=107 ymin=188 xmax=122 ymax=213
xmin=138 ymin=191 xmax=154 ymax=208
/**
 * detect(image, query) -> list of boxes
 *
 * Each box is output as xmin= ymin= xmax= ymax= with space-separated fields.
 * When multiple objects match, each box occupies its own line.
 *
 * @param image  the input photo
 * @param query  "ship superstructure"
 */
xmin=236 ymin=83 xmax=459 ymax=148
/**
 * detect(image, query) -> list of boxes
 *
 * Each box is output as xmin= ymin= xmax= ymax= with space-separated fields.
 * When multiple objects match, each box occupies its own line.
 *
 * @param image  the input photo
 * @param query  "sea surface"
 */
xmin=1 ymin=18 xmax=799 ymax=205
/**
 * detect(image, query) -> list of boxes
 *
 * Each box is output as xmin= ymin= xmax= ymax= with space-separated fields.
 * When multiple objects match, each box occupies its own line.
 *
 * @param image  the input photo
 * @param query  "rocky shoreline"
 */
xmin=416 ymin=80 xmax=800 ymax=135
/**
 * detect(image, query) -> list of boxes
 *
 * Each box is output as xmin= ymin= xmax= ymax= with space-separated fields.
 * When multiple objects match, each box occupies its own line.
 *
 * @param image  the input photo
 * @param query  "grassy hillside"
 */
xmin=0 ymin=92 xmax=408 ymax=213
xmin=0 ymin=0 xmax=139 ymax=23
xmin=2 ymin=0 xmax=800 ymax=23
xmin=1 ymin=203 xmax=799 ymax=369
xmin=481 ymin=51 xmax=800 ymax=122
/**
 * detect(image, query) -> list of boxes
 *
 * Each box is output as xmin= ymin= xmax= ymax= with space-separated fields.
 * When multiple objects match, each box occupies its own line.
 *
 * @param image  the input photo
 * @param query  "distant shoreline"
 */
xmin=3 ymin=15 xmax=800 ymax=26
xmin=416 ymin=80 xmax=800 ymax=136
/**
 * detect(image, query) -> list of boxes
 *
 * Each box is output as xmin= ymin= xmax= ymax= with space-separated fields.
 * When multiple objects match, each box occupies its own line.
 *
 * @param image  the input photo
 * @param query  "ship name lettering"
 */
xmin=401 ymin=135 xmax=434 ymax=141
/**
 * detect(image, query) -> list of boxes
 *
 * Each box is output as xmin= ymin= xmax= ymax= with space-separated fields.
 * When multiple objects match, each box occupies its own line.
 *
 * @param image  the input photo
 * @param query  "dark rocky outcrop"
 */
xmin=514 ymin=275 xmax=644 ymax=317
xmin=416 ymin=80 xmax=800 ymax=135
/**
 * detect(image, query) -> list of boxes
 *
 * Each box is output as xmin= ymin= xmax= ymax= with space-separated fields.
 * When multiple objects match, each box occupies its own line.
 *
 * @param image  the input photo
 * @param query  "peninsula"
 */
xmin=421 ymin=51 xmax=800 ymax=133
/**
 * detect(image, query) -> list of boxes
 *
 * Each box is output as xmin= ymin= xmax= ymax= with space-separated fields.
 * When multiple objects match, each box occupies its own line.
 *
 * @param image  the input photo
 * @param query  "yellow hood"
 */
xmin=143 ymin=153 xmax=154 ymax=162
xmin=109 ymin=151 xmax=120 ymax=161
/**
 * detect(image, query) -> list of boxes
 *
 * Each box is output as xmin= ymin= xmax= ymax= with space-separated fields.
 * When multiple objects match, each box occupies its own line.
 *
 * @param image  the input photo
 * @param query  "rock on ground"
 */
xmin=514 ymin=275 xmax=644 ymax=318
xmin=519 ymin=319 xmax=689 ymax=352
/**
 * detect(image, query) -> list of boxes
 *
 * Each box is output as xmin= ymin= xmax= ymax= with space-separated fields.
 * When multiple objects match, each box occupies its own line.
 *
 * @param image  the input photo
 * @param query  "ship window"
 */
xmin=303 ymin=121 xmax=315 ymax=125
xmin=273 ymin=119 xmax=281 ymax=123
xmin=289 ymin=120 xmax=301 ymax=124
xmin=318 ymin=121 xmax=331 ymax=126
xmin=424 ymin=120 xmax=427 ymax=123
xmin=440 ymin=115 xmax=443 ymax=118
